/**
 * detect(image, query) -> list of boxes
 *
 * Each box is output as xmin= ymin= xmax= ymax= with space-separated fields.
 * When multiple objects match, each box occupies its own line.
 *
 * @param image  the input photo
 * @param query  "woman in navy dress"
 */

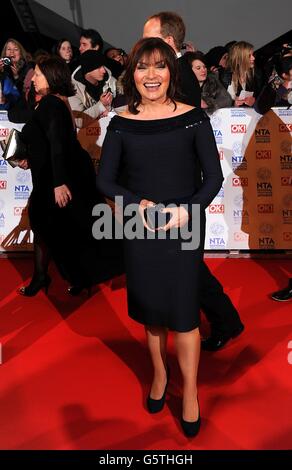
xmin=97 ymin=38 xmax=223 ymax=437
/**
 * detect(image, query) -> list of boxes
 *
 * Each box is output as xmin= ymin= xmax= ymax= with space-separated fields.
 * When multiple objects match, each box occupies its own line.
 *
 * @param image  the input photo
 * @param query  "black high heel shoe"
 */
xmin=146 ymin=366 xmax=170 ymax=414
xmin=181 ymin=397 xmax=201 ymax=438
xmin=67 ymin=285 xmax=92 ymax=298
xmin=18 ymin=275 xmax=51 ymax=297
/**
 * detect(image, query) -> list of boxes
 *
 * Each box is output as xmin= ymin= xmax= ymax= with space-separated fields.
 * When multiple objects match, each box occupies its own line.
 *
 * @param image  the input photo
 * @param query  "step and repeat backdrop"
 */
xmin=206 ymin=107 xmax=292 ymax=251
xmin=0 ymin=108 xmax=291 ymax=252
xmin=0 ymin=113 xmax=31 ymax=252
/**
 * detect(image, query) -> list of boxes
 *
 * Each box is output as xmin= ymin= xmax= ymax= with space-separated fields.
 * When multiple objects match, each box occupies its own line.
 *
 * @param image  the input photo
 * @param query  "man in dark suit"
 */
xmin=143 ymin=12 xmax=201 ymax=107
xmin=143 ymin=11 xmax=244 ymax=350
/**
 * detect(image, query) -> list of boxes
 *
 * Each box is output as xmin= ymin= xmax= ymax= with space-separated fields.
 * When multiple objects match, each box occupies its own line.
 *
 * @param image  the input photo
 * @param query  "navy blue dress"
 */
xmin=97 ymin=108 xmax=223 ymax=332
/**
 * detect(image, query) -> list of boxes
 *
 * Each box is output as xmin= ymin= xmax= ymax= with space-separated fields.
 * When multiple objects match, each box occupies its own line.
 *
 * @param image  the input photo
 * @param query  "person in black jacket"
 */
xmin=16 ymin=56 xmax=109 ymax=296
xmin=143 ymin=11 xmax=244 ymax=351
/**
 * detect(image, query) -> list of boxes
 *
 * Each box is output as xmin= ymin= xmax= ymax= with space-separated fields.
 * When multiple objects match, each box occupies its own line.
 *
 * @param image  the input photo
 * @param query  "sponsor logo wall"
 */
xmin=207 ymin=107 xmax=292 ymax=250
xmin=0 ymin=113 xmax=32 ymax=251
xmin=1 ymin=108 xmax=291 ymax=251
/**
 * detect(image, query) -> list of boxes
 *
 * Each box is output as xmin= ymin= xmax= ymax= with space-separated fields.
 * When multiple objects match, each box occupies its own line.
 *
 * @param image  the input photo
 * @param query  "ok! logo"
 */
xmin=231 ymin=124 xmax=247 ymax=133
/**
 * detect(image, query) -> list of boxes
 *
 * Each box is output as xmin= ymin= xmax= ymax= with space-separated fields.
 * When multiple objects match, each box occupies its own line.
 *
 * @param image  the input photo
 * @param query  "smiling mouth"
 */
xmin=144 ymin=82 xmax=161 ymax=91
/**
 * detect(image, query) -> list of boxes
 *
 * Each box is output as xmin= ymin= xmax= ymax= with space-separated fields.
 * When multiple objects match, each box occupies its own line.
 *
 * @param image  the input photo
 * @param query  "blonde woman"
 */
xmin=0 ymin=38 xmax=30 ymax=92
xmin=221 ymin=41 xmax=264 ymax=107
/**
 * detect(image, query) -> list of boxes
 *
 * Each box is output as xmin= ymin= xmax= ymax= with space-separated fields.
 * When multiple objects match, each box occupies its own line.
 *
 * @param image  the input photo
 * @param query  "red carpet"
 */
xmin=0 ymin=257 xmax=291 ymax=450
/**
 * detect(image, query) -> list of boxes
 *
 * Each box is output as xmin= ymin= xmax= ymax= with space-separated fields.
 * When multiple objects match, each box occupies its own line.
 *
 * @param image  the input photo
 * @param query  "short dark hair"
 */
xmin=123 ymin=37 xmax=178 ymax=115
xmin=276 ymin=56 xmax=292 ymax=77
xmin=184 ymin=51 xmax=207 ymax=68
xmin=36 ymin=55 xmax=75 ymax=97
xmin=147 ymin=11 xmax=185 ymax=51
xmin=80 ymin=28 xmax=103 ymax=50
xmin=104 ymin=47 xmax=127 ymax=57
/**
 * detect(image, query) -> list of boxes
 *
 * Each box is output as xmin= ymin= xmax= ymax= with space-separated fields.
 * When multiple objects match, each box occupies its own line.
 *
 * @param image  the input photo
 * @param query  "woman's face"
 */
xmin=107 ymin=48 xmax=126 ymax=66
xmin=191 ymin=60 xmax=207 ymax=84
xmin=5 ymin=41 xmax=21 ymax=64
xmin=32 ymin=65 xmax=49 ymax=95
xmin=219 ymin=52 xmax=228 ymax=69
xmin=59 ymin=41 xmax=73 ymax=62
xmin=249 ymin=50 xmax=255 ymax=68
xmin=133 ymin=52 xmax=170 ymax=104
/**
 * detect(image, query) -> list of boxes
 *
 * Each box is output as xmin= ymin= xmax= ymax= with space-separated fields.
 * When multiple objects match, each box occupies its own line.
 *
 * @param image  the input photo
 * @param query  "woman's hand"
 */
xmin=138 ymin=198 xmax=156 ymax=232
xmin=210 ymin=65 xmax=219 ymax=74
xmin=54 ymin=184 xmax=72 ymax=208
xmin=100 ymin=91 xmax=113 ymax=109
xmin=17 ymin=159 xmax=29 ymax=170
xmin=10 ymin=64 xmax=19 ymax=79
xmin=234 ymin=98 xmax=245 ymax=107
xmin=161 ymin=205 xmax=189 ymax=231
xmin=243 ymin=95 xmax=255 ymax=107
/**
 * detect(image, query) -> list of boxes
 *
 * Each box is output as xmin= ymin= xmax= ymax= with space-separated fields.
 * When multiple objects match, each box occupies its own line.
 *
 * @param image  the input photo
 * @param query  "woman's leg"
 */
xmin=145 ymin=326 xmax=168 ymax=399
xmin=174 ymin=327 xmax=200 ymax=421
xmin=18 ymin=232 xmax=51 ymax=296
xmin=32 ymin=233 xmax=50 ymax=280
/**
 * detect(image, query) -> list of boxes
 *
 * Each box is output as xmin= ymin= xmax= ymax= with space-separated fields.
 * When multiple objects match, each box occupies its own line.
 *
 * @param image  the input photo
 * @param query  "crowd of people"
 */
xmin=0 ymin=12 xmax=291 ymax=438
xmin=1 ymin=24 xmax=291 ymax=121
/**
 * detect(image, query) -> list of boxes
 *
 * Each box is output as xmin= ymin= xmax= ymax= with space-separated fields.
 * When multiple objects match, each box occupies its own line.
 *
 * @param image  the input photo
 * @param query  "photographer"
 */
xmin=0 ymin=66 xmax=20 ymax=110
xmin=255 ymin=55 xmax=292 ymax=114
xmin=0 ymin=38 xmax=31 ymax=93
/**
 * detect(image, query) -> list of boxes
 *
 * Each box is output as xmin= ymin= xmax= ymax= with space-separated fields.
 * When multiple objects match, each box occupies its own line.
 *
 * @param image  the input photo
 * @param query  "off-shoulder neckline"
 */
xmin=115 ymin=107 xmax=202 ymax=123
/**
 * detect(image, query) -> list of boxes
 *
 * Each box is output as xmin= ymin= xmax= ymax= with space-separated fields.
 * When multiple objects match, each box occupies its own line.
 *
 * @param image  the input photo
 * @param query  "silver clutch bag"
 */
xmin=0 ymin=128 xmax=27 ymax=168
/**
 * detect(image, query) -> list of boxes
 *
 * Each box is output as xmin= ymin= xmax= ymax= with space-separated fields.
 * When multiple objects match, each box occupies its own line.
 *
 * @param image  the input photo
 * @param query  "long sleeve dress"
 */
xmin=21 ymin=94 xmax=122 ymax=286
xmin=97 ymin=108 xmax=223 ymax=332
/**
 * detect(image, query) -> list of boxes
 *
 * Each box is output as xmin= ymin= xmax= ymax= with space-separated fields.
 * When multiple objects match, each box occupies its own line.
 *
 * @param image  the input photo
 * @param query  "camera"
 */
xmin=268 ymin=73 xmax=284 ymax=88
xmin=2 ymin=57 xmax=12 ymax=66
